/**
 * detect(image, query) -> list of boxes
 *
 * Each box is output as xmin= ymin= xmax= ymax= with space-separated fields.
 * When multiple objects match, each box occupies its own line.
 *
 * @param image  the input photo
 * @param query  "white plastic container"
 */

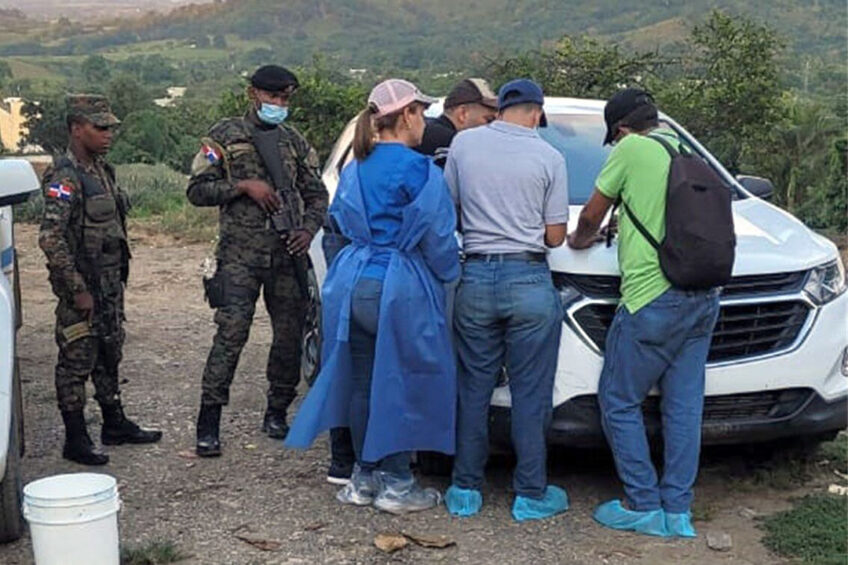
xmin=23 ymin=473 xmax=121 ymax=565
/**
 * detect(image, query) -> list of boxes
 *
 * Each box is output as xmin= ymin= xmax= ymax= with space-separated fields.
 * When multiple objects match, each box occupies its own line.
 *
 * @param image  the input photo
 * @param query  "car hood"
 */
xmin=550 ymin=198 xmax=839 ymax=276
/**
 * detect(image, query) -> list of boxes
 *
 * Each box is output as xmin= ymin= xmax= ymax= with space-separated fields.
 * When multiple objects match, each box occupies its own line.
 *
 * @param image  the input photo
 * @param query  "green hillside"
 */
xmin=0 ymin=0 xmax=844 ymax=68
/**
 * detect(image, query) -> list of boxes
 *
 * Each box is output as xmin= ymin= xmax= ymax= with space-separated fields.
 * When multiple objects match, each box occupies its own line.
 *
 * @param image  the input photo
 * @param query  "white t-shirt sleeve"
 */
xmin=544 ymin=154 xmax=569 ymax=224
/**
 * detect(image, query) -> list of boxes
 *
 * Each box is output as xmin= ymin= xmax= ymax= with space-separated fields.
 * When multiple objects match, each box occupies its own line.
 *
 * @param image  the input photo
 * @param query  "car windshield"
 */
xmin=538 ymin=113 xmax=735 ymax=204
xmin=538 ymin=114 xmax=611 ymax=205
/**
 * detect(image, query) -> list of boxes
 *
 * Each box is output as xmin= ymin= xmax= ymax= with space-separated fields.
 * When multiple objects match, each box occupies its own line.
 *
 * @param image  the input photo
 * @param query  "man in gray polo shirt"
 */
xmin=443 ymin=79 xmax=569 ymax=522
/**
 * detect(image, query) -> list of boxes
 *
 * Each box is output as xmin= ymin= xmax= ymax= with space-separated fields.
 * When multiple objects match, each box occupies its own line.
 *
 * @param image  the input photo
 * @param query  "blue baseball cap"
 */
xmin=497 ymin=79 xmax=547 ymax=127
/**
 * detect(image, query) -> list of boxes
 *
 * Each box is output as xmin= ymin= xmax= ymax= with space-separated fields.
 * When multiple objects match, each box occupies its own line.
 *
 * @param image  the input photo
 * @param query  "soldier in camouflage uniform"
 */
xmin=187 ymin=65 xmax=329 ymax=457
xmin=39 ymin=95 xmax=162 ymax=466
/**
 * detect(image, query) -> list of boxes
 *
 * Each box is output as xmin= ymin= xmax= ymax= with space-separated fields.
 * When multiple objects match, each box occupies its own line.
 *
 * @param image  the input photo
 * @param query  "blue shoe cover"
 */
xmin=593 ymin=500 xmax=670 ymax=537
xmin=511 ymin=486 xmax=569 ymax=522
xmin=666 ymin=511 xmax=697 ymax=538
xmin=445 ymin=485 xmax=482 ymax=517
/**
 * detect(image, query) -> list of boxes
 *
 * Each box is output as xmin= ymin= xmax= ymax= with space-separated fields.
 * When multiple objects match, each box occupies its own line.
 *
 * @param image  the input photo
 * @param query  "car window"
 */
xmin=539 ymin=114 xmax=741 ymax=204
xmin=538 ymin=114 xmax=611 ymax=205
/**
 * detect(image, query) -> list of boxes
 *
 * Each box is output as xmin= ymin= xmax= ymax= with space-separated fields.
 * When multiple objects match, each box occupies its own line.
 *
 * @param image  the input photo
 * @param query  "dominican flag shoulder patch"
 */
xmin=201 ymin=143 xmax=222 ymax=165
xmin=46 ymin=182 xmax=73 ymax=201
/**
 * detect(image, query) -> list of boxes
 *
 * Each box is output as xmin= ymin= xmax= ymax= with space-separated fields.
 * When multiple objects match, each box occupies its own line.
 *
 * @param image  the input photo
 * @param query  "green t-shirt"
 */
xmin=596 ymin=128 xmax=681 ymax=313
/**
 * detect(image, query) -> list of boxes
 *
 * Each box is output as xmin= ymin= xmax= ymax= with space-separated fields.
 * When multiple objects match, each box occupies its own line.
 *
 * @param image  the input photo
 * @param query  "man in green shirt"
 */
xmin=568 ymin=89 xmax=720 ymax=538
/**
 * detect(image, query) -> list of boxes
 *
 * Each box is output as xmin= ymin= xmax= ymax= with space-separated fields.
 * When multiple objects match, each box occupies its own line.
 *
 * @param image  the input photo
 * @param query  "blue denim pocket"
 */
xmin=631 ymin=291 xmax=682 ymax=346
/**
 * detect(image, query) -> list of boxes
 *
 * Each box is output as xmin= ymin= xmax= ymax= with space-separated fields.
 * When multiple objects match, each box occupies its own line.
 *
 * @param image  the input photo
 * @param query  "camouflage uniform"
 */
xmin=187 ymin=113 xmax=328 ymax=413
xmin=38 ymin=98 xmax=129 ymax=413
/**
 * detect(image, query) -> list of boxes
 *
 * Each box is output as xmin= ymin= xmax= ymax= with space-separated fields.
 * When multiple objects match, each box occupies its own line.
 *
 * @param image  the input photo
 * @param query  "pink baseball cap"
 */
xmin=368 ymin=79 xmax=438 ymax=118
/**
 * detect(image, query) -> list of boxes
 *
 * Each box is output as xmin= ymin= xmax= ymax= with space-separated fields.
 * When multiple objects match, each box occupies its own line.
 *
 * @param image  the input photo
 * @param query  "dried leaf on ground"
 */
xmin=403 ymin=532 xmax=456 ymax=549
xmin=234 ymin=534 xmax=283 ymax=551
xmin=374 ymin=533 xmax=409 ymax=553
xmin=304 ymin=522 xmax=326 ymax=531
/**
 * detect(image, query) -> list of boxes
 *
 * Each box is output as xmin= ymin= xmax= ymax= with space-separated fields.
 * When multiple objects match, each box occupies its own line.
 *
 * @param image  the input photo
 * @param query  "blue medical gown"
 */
xmin=285 ymin=160 xmax=460 ymax=462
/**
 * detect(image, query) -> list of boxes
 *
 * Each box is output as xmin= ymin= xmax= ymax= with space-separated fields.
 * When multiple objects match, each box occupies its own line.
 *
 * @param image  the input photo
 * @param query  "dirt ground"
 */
xmin=0 ymin=222 xmax=840 ymax=565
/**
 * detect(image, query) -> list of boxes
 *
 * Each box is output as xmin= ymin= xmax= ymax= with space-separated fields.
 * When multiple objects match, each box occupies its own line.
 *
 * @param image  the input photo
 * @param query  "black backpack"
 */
xmin=616 ymin=133 xmax=736 ymax=290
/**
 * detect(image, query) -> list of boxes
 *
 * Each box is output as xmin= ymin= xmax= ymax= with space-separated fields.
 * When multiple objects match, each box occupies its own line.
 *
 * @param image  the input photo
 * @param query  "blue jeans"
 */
xmin=599 ymin=288 xmax=720 ymax=513
xmin=452 ymin=258 xmax=563 ymax=499
xmin=349 ymin=277 xmax=411 ymax=478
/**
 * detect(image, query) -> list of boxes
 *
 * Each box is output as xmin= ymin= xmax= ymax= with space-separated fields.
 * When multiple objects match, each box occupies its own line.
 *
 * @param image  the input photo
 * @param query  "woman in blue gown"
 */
xmin=286 ymin=79 xmax=460 ymax=514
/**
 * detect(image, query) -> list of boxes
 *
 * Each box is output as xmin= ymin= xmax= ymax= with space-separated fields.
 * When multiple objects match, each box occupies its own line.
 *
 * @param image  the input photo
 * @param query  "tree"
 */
xmin=109 ymin=109 xmax=181 ymax=167
xmin=22 ymin=95 xmax=67 ymax=155
xmin=106 ymin=74 xmax=152 ymax=119
xmin=753 ymin=98 xmax=847 ymax=230
xmin=81 ymin=55 xmax=111 ymax=85
xmin=655 ymin=11 xmax=784 ymax=172
xmin=286 ymin=61 xmax=366 ymax=161
xmin=487 ymin=36 xmax=672 ymax=98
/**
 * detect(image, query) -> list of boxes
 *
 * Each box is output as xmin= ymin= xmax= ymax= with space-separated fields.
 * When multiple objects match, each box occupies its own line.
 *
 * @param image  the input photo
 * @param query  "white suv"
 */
xmin=0 ymin=159 xmax=39 ymax=542
xmin=307 ymin=97 xmax=848 ymax=454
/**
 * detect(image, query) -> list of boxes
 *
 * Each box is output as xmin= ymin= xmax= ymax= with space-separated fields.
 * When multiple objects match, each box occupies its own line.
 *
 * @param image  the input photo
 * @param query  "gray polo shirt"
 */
xmin=444 ymin=120 xmax=569 ymax=255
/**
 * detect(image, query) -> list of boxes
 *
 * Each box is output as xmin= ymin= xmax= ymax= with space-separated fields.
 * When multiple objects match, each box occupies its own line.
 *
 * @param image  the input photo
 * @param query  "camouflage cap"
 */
xmin=65 ymin=94 xmax=121 ymax=127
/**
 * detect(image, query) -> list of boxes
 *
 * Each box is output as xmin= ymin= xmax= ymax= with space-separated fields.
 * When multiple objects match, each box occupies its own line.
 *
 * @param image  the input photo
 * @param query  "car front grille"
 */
xmin=571 ymin=300 xmax=811 ymax=363
xmin=557 ymin=270 xmax=808 ymax=299
xmin=569 ymin=388 xmax=812 ymax=422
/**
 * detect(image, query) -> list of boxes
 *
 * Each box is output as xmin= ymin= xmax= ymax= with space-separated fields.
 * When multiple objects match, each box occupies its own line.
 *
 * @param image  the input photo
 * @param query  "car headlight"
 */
xmin=803 ymin=258 xmax=847 ymax=305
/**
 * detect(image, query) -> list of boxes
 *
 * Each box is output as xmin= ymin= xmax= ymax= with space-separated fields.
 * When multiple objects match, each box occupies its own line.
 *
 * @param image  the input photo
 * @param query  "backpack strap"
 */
xmin=620 ymin=198 xmax=661 ymax=250
xmin=648 ymin=132 xmax=690 ymax=157
xmin=607 ymin=133 xmax=678 ymax=250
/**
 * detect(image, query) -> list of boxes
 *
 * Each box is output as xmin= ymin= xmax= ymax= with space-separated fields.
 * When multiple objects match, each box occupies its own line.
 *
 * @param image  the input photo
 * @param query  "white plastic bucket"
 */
xmin=23 ymin=473 xmax=121 ymax=565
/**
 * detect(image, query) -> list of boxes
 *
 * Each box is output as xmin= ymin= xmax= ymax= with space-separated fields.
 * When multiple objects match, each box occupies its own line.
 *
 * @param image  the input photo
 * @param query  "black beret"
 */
xmin=250 ymin=65 xmax=299 ymax=93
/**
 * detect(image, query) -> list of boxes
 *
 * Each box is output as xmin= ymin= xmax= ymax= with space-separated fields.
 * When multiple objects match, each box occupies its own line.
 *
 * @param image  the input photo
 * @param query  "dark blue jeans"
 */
xmin=349 ymin=277 xmax=411 ymax=478
xmin=452 ymin=258 xmax=563 ymax=499
xmin=599 ymin=288 xmax=720 ymax=513
xmin=322 ymin=225 xmax=356 ymax=471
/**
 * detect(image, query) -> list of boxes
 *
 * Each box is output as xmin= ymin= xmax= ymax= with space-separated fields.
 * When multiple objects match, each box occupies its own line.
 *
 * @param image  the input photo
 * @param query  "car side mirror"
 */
xmin=0 ymin=159 xmax=40 ymax=206
xmin=736 ymin=175 xmax=774 ymax=200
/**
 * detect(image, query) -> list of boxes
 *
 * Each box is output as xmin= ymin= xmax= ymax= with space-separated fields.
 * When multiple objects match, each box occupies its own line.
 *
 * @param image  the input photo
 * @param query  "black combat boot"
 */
xmin=100 ymin=403 xmax=163 ymax=445
xmin=196 ymin=404 xmax=222 ymax=457
xmin=61 ymin=410 xmax=109 ymax=466
xmin=261 ymin=408 xmax=289 ymax=440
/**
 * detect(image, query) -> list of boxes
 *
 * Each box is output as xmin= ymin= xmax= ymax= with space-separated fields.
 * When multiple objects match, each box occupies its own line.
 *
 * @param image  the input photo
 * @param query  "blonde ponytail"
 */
xmin=352 ymin=105 xmax=377 ymax=161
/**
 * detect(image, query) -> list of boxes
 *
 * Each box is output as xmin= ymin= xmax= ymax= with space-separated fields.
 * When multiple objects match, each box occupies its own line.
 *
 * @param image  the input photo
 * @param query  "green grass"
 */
xmin=6 ymin=57 xmax=62 ymax=80
xmin=119 ymin=163 xmax=217 ymax=243
xmin=121 ymin=540 xmax=187 ymax=565
xmin=760 ymin=495 xmax=848 ymax=565
xmin=99 ymin=35 xmax=270 ymax=62
xmin=818 ymin=432 xmax=848 ymax=475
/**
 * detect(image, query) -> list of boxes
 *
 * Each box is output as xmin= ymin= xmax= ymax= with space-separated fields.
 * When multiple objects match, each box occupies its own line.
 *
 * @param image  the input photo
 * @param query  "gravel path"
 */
xmin=0 ymin=223 xmax=815 ymax=564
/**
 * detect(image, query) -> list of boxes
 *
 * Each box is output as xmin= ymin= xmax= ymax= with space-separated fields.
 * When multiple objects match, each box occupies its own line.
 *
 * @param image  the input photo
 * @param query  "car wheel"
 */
xmin=416 ymin=451 xmax=454 ymax=477
xmin=300 ymin=269 xmax=321 ymax=387
xmin=0 ymin=370 xmax=24 ymax=543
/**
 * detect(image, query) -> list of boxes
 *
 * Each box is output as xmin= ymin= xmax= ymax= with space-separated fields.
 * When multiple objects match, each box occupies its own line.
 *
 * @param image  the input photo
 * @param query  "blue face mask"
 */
xmin=257 ymin=103 xmax=288 ymax=125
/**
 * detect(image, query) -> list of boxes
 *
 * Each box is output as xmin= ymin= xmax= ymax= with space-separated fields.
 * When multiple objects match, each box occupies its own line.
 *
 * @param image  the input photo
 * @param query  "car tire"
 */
xmin=0 ymin=366 xmax=24 ymax=543
xmin=416 ymin=451 xmax=454 ymax=477
xmin=300 ymin=269 xmax=322 ymax=387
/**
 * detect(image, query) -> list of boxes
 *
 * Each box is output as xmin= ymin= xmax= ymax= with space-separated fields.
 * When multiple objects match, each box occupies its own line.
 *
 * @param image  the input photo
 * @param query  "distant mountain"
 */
xmin=0 ymin=0 xmax=214 ymax=21
xmin=1 ymin=0 xmax=844 ymax=67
